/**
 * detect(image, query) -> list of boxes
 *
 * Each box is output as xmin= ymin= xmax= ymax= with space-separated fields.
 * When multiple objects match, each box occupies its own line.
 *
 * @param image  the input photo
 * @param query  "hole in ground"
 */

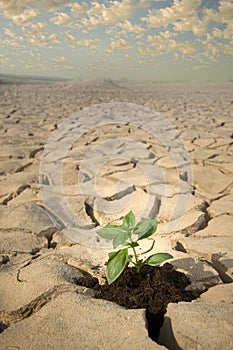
xmin=75 ymin=263 xmax=203 ymax=344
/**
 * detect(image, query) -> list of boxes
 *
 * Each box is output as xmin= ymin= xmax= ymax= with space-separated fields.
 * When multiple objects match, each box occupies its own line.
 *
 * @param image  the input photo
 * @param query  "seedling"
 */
xmin=97 ymin=211 xmax=173 ymax=284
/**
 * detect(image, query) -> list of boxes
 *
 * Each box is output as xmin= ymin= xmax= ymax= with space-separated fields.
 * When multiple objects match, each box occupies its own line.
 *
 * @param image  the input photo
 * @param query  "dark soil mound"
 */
xmin=93 ymin=263 xmax=202 ymax=341
xmin=75 ymin=263 xmax=203 ymax=342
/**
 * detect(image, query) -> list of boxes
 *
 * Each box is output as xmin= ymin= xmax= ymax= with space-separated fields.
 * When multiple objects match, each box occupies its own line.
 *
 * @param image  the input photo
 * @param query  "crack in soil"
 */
xmin=16 ymin=254 xmax=41 ymax=282
xmin=37 ymin=227 xmax=57 ymax=249
xmin=175 ymin=200 xmax=211 ymax=237
xmin=1 ymin=194 xmax=14 ymax=205
xmin=0 ymin=184 xmax=31 ymax=205
xmin=84 ymin=200 xmax=100 ymax=226
xmin=29 ymin=147 xmax=44 ymax=159
xmin=0 ymin=284 xmax=75 ymax=332
xmin=15 ymin=162 xmax=33 ymax=173
xmin=35 ymin=202 xmax=65 ymax=230
xmin=103 ymin=185 xmax=135 ymax=201
xmin=211 ymin=254 xmax=233 ymax=283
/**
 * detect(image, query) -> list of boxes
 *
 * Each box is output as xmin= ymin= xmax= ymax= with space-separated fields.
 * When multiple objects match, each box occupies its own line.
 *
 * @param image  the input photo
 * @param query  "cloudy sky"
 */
xmin=0 ymin=0 xmax=233 ymax=81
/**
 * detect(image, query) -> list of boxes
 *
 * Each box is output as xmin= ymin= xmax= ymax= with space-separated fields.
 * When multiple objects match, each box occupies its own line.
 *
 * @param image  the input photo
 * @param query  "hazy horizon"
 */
xmin=1 ymin=1 xmax=233 ymax=82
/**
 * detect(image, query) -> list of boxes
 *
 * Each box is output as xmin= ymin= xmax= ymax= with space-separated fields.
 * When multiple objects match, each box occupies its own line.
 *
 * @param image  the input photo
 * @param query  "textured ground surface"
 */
xmin=0 ymin=81 xmax=233 ymax=349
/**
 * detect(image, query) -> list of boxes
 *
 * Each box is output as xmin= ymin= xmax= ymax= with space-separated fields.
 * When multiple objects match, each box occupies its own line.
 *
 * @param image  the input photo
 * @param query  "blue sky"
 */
xmin=0 ymin=0 xmax=233 ymax=81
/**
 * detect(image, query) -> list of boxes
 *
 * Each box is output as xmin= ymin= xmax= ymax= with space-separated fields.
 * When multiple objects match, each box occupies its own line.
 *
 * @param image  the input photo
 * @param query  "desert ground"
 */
xmin=0 ymin=80 xmax=233 ymax=349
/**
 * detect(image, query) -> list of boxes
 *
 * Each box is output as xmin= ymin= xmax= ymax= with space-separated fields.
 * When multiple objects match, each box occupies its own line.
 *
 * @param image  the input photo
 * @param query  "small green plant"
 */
xmin=97 ymin=211 xmax=173 ymax=284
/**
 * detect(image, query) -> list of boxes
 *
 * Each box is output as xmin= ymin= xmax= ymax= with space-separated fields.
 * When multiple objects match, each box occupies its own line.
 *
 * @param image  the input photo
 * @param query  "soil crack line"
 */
xmin=84 ymin=200 xmax=100 ymax=226
xmin=0 ymin=284 xmax=75 ymax=332
xmin=0 ymin=184 xmax=31 ymax=205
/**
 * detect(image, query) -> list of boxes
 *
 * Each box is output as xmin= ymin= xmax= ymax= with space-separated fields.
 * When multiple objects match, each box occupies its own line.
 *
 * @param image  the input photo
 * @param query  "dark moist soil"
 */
xmin=77 ymin=263 xmax=203 ymax=342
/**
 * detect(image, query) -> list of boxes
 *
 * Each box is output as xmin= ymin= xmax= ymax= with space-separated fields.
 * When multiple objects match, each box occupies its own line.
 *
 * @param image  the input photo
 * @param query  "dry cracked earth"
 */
xmin=0 ymin=81 xmax=233 ymax=350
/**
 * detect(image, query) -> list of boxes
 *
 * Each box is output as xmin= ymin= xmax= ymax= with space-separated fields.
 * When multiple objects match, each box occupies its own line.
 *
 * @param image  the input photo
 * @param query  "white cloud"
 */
xmin=193 ymin=64 xmax=208 ymax=70
xmin=30 ymin=22 xmax=46 ymax=33
xmin=22 ymin=26 xmax=60 ymax=45
xmin=118 ymin=20 xmax=145 ymax=34
xmin=101 ymin=0 xmax=136 ymax=25
xmin=4 ymin=28 xmax=17 ymax=39
xmin=173 ymin=15 xmax=206 ymax=35
xmin=0 ymin=0 xmax=71 ymax=24
xmin=105 ymin=38 xmax=130 ymax=54
xmin=11 ymin=8 xmax=38 ymax=26
xmin=201 ymin=7 xmax=218 ymax=22
xmin=171 ymin=40 xmax=196 ymax=55
xmin=142 ymin=0 xmax=202 ymax=28
xmin=78 ymin=16 xmax=101 ymax=31
xmin=2 ymin=38 xmax=23 ymax=47
xmin=88 ymin=2 xmax=104 ymax=16
xmin=217 ymin=0 xmax=233 ymax=22
xmin=0 ymin=1 xmax=22 ymax=17
xmin=69 ymin=2 xmax=89 ymax=18
xmin=100 ymin=0 xmax=148 ymax=25
xmin=223 ymin=23 xmax=233 ymax=40
xmin=77 ymin=38 xmax=99 ymax=47
xmin=66 ymin=33 xmax=76 ymax=42
xmin=50 ymin=12 xmax=72 ymax=25
xmin=36 ymin=63 xmax=46 ymax=70
xmin=224 ymin=40 xmax=233 ymax=55
xmin=146 ymin=34 xmax=196 ymax=58
xmin=53 ymin=55 xmax=67 ymax=62
xmin=106 ymin=20 xmax=145 ymax=39
xmin=142 ymin=0 xmax=221 ymax=37
xmin=138 ymin=59 xmax=146 ymax=64
xmin=23 ymin=0 xmax=71 ymax=12
xmin=159 ymin=30 xmax=177 ymax=39
xmin=41 ymin=0 xmax=71 ymax=12
xmin=63 ymin=64 xmax=78 ymax=70
xmin=110 ymin=38 xmax=129 ymax=49
xmin=88 ymin=63 xmax=97 ymax=71
xmin=0 ymin=0 xmax=232 ymax=77
xmin=78 ymin=0 xmax=150 ymax=30
xmin=199 ymin=36 xmax=223 ymax=61
xmin=47 ymin=33 xmax=60 ymax=43
xmin=212 ymin=28 xmax=223 ymax=38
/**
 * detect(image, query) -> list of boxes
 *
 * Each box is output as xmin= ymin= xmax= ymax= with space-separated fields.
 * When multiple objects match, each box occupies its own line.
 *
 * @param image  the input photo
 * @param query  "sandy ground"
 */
xmin=0 ymin=81 xmax=233 ymax=350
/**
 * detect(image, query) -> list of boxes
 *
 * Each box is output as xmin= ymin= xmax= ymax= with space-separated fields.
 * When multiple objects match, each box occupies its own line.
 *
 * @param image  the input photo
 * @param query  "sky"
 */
xmin=0 ymin=0 xmax=233 ymax=81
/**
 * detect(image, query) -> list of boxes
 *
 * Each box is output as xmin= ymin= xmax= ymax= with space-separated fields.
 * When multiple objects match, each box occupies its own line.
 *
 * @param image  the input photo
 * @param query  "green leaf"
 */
xmin=145 ymin=253 xmax=173 ymax=266
xmin=122 ymin=242 xmax=131 ymax=247
xmin=96 ymin=226 xmax=126 ymax=241
xmin=106 ymin=249 xmax=129 ymax=284
xmin=122 ymin=211 xmax=136 ymax=231
xmin=134 ymin=218 xmax=158 ymax=240
xmin=108 ymin=251 xmax=118 ymax=261
xmin=113 ymin=230 xmax=129 ymax=248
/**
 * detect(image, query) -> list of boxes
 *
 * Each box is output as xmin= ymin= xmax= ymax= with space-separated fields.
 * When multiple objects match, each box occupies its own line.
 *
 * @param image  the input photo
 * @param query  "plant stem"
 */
xmin=129 ymin=233 xmax=140 ymax=272
xmin=132 ymin=245 xmax=138 ymax=264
